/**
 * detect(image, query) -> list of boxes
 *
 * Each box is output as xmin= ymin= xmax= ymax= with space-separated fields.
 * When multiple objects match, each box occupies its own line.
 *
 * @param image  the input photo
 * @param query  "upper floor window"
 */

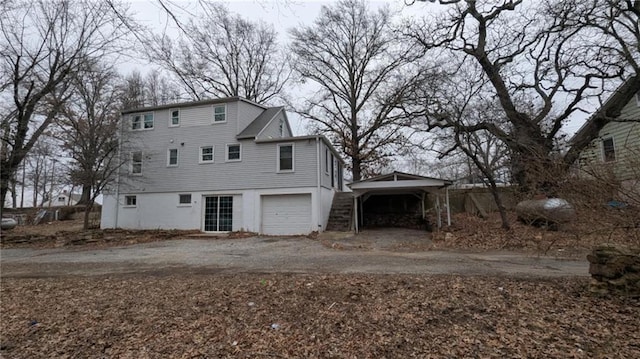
xmin=213 ymin=105 xmax=226 ymax=123
xmin=57 ymin=196 xmax=66 ymax=203
xmin=131 ymin=151 xmax=143 ymax=175
xmin=602 ymin=137 xmax=616 ymax=162
xmin=200 ymin=145 xmax=214 ymax=163
xmin=170 ymin=109 xmax=180 ymax=127
xmin=226 ymin=144 xmax=241 ymax=162
xmin=277 ymin=143 xmax=294 ymax=172
xmin=131 ymin=113 xmax=153 ymax=130
xmin=167 ymin=148 xmax=179 ymax=167
xmin=131 ymin=113 xmax=154 ymax=130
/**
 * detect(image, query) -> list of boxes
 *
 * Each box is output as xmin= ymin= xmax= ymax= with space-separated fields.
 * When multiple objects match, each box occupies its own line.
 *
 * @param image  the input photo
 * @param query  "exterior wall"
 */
xmin=103 ymin=99 xmax=344 ymax=234
xmin=319 ymin=141 xmax=343 ymax=190
xmin=236 ymin=101 xmax=267 ymax=134
xmin=119 ymin=107 xmax=319 ymax=193
xmin=579 ymin=98 xmax=640 ymax=181
xmin=101 ymin=186 xmax=325 ymax=233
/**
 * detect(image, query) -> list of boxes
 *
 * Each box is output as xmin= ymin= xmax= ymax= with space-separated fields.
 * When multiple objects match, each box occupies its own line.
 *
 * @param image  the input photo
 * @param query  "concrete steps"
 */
xmin=326 ymin=192 xmax=354 ymax=231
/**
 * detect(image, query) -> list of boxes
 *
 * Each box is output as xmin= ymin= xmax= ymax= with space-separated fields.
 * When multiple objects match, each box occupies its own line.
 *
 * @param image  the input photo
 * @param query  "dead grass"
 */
xmin=1 ymin=273 xmax=638 ymax=358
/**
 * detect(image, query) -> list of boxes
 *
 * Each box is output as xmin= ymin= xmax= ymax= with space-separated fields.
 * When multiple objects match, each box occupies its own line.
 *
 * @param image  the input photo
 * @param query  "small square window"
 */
xmin=57 ymin=197 xmax=66 ymax=202
xmin=131 ymin=151 xmax=143 ymax=175
xmin=278 ymin=144 xmax=294 ymax=172
xmin=178 ymin=194 xmax=191 ymax=205
xmin=125 ymin=195 xmax=137 ymax=206
xmin=213 ymin=105 xmax=226 ymax=123
xmin=200 ymin=146 xmax=214 ymax=163
xmin=170 ymin=109 xmax=180 ymax=126
xmin=168 ymin=148 xmax=179 ymax=166
xmin=226 ymin=144 xmax=241 ymax=162
xmin=602 ymin=137 xmax=616 ymax=162
xmin=131 ymin=115 xmax=141 ymax=130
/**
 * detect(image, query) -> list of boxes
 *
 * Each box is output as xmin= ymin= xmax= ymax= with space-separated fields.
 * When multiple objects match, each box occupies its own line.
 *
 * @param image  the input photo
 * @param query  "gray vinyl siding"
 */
xmin=118 ymin=111 xmax=319 ymax=193
xmin=257 ymin=114 xmax=289 ymax=140
xmin=236 ymin=101 xmax=267 ymax=134
xmin=579 ymin=97 xmax=640 ymax=181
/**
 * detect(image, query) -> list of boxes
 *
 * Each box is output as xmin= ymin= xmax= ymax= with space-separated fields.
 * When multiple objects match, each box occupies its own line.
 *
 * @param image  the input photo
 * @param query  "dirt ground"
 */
xmin=1 ymin=273 xmax=639 ymax=358
xmin=1 ymin=214 xmax=639 ymax=358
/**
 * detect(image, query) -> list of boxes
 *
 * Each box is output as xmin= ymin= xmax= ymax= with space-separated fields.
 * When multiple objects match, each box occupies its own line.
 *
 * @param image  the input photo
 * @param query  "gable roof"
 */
xmin=237 ymin=107 xmax=284 ymax=139
xmin=351 ymin=171 xmax=452 ymax=185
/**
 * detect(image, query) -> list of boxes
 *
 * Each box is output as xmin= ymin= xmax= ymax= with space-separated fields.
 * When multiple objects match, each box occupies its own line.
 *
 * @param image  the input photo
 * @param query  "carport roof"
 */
xmin=348 ymin=171 xmax=452 ymax=193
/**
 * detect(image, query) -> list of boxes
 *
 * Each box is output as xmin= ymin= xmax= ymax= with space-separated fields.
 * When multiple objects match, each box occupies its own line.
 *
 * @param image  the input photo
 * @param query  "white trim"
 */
xmin=324 ymin=148 xmax=330 ymax=174
xmin=601 ymin=136 xmax=616 ymax=162
xmin=124 ymin=195 xmax=137 ymax=207
xmin=277 ymin=143 xmax=294 ymax=172
xmin=225 ymin=143 xmax=242 ymax=162
xmin=130 ymin=151 xmax=143 ymax=175
xmin=199 ymin=145 xmax=215 ymax=164
xmin=212 ymin=104 xmax=227 ymax=123
xmin=167 ymin=148 xmax=179 ymax=167
xmin=130 ymin=112 xmax=155 ymax=131
xmin=169 ymin=108 xmax=180 ymax=127
xmin=177 ymin=193 xmax=192 ymax=207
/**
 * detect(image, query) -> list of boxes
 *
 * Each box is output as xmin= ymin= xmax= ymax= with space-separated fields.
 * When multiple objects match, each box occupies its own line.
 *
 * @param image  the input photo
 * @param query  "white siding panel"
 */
xmin=261 ymin=194 xmax=312 ymax=235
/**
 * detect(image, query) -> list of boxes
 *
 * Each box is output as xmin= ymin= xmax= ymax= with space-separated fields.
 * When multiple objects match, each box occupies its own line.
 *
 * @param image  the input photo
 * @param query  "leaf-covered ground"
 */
xmin=2 ymin=273 xmax=638 ymax=358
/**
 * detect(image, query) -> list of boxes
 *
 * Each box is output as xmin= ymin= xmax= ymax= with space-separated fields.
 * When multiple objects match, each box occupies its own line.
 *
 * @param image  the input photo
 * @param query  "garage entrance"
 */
xmin=348 ymin=172 xmax=452 ymax=233
xmin=261 ymin=194 xmax=312 ymax=235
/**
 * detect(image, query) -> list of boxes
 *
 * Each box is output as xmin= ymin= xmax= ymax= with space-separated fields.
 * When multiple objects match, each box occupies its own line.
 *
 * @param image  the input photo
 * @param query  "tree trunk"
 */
xmin=352 ymin=156 xmax=362 ymax=181
xmin=83 ymin=201 xmax=94 ymax=230
xmin=77 ymin=185 xmax=91 ymax=205
xmin=488 ymin=183 xmax=510 ymax=230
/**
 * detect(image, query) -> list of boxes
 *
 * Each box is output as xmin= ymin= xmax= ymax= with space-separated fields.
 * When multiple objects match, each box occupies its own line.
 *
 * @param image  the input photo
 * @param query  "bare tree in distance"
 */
xmin=0 ymin=0 xmax=130 ymax=213
xmin=146 ymin=2 xmax=290 ymax=104
xmin=406 ymin=0 xmax=640 ymax=193
xmin=55 ymin=61 xmax=123 ymax=229
xmin=290 ymin=0 xmax=428 ymax=181
xmin=118 ymin=70 xmax=181 ymax=110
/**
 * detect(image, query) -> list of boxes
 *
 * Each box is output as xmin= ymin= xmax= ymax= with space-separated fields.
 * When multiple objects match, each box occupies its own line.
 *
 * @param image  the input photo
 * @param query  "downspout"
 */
xmin=114 ymin=114 xmax=124 ymax=228
xmin=316 ymin=137 xmax=322 ymax=231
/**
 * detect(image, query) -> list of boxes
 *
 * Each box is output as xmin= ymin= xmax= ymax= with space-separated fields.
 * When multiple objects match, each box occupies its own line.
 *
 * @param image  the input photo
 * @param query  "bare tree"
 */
xmin=407 ymin=0 xmax=639 ymax=193
xmin=148 ymin=2 xmax=289 ymax=104
xmin=0 ymin=0 xmax=129 ymax=213
xmin=55 ymin=61 xmax=122 ymax=229
xmin=289 ymin=0 xmax=426 ymax=180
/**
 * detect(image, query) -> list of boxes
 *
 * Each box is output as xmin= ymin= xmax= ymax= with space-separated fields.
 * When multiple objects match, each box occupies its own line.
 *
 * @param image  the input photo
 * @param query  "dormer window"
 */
xmin=279 ymin=118 xmax=285 ymax=137
xmin=635 ymin=92 xmax=640 ymax=107
xmin=213 ymin=105 xmax=226 ymax=123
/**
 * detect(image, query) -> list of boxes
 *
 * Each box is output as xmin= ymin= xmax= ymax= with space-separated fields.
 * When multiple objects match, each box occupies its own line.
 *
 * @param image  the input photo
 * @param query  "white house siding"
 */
xmin=101 ymin=186 xmax=324 ymax=234
xmin=579 ymin=98 xmax=640 ymax=181
xmin=256 ymin=113 xmax=291 ymax=140
xmin=118 ymin=122 xmax=318 ymax=194
xmin=236 ymin=100 xmax=268 ymax=134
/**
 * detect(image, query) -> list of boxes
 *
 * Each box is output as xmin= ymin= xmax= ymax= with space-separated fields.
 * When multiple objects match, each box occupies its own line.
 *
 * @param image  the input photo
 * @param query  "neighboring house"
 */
xmin=101 ymin=97 xmax=344 ymax=235
xmin=43 ymin=190 xmax=82 ymax=207
xmin=575 ymin=88 xmax=640 ymax=184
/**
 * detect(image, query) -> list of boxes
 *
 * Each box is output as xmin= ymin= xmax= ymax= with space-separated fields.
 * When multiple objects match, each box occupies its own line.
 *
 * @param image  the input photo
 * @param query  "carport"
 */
xmin=348 ymin=171 xmax=453 ymax=233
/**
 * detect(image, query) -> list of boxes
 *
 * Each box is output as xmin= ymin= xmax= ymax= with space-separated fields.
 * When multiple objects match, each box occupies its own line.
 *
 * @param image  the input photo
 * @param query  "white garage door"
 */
xmin=261 ymin=194 xmax=312 ymax=235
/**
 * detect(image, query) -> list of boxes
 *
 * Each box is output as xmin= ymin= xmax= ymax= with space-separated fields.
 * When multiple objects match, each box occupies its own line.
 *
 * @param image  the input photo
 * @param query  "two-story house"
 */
xmin=575 ymin=86 xmax=640 ymax=185
xmin=100 ymin=97 xmax=344 ymax=235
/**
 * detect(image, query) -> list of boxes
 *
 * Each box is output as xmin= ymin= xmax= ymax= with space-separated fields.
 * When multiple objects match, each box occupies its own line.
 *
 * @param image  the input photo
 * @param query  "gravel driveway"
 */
xmin=0 ymin=235 xmax=588 ymax=278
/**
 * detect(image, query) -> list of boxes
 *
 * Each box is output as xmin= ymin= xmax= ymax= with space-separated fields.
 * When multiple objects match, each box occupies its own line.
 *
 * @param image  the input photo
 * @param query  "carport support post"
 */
xmin=436 ymin=193 xmax=441 ymax=228
xmin=353 ymin=195 xmax=359 ymax=233
xmin=446 ymin=187 xmax=451 ymax=226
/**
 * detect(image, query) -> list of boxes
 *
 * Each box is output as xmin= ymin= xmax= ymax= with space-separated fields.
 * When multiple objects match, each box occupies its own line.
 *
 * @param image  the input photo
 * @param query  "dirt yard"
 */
xmin=2 ymin=273 xmax=639 ymax=358
xmin=1 ymin=214 xmax=639 ymax=358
